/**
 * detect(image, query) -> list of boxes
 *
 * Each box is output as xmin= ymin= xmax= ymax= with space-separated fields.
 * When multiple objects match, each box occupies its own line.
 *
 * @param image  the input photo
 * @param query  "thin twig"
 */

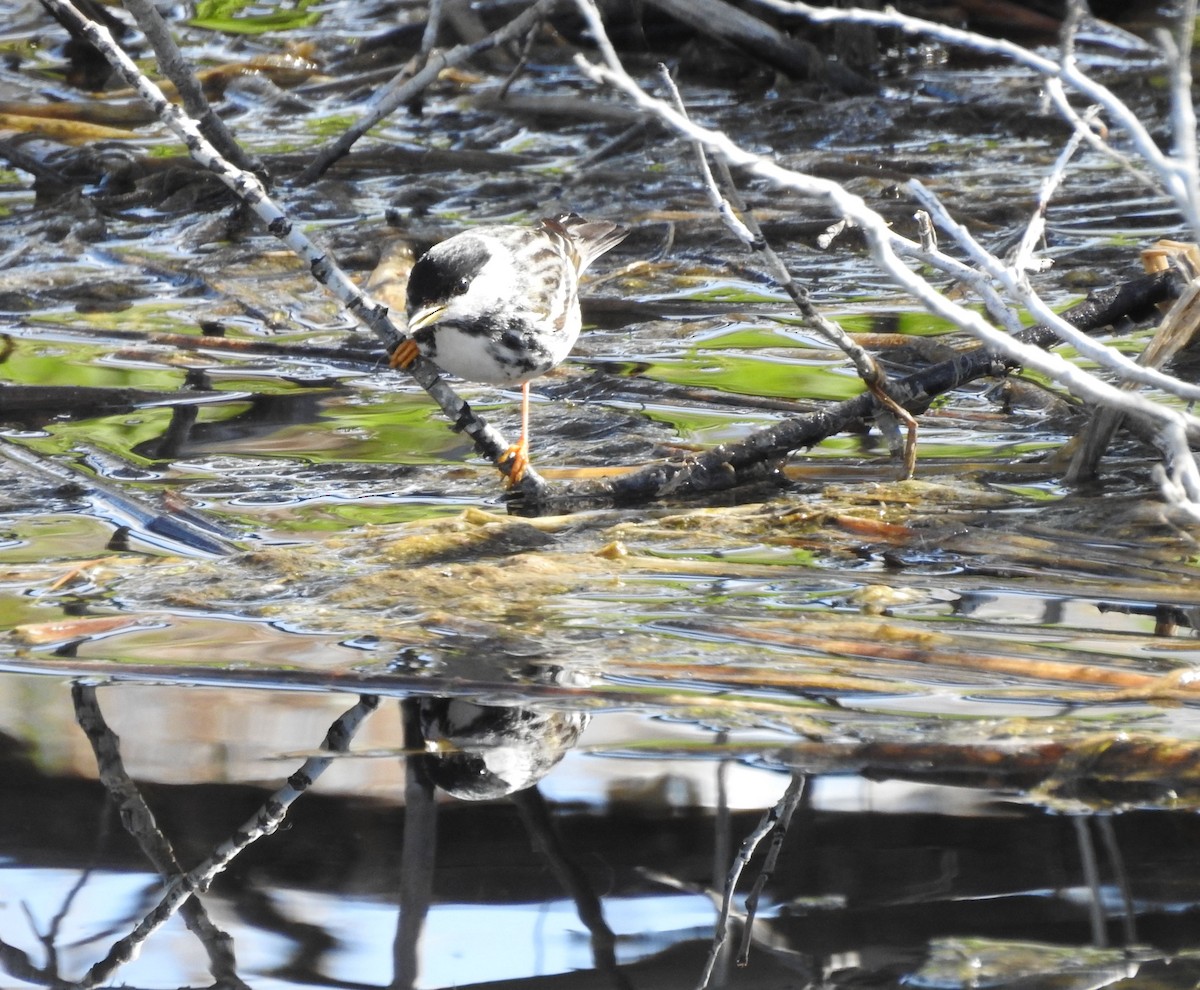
xmin=1010 ymin=106 xmax=1100 ymax=275
xmin=420 ymin=0 xmax=445 ymax=55
xmin=120 ymin=0 xmax=259 ymax=173
xmin=1041 ymin=76 xmax=1161 ymax=197
xmin=696 ymin=774 xmax=804 ymax=990
xmin=736 ymin=774 xmax=805 ymax=965
xmin=654 ymin=63 xmax=918 ymax=477
xmin=497 ymin=9 xmax=543 ymax=100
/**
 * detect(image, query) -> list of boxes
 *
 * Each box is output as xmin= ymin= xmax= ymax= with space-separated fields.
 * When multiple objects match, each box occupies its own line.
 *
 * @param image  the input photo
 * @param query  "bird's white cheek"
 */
xmin=463 ymin=261 xmax=519 ymax=309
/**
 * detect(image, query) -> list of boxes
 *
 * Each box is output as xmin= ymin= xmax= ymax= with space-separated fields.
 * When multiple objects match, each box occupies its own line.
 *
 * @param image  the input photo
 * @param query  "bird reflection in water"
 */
xmin=417 ymin=697 xmax=589 ymax=799
xmin=397 ymin=696 xmax=624 ymax=989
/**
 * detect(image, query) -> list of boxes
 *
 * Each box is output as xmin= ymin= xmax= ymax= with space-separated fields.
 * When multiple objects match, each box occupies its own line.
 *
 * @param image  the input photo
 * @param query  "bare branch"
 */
xmin=908 ymin=180 xmax=1200 ymax=408
xmin=420 ymin=0 xmax=445 ymax=56
xmin=654 ymin=65 xmax=917 ymax=475
xmin=120 ymin=0 xmax=258 ymax=173
xmin=572 ymin=37 xmax=1200 ymax=510
xmin=1162 ymin=0 xmax=1200 ymax=229
xmin=736 ymin=774 xmax=805 ymax=965
xmin=753 ymin=0 xmax=1200 ymax=241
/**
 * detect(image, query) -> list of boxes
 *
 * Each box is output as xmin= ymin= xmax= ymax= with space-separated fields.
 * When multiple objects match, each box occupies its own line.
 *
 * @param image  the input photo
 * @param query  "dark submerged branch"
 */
xmin=533 ymin=270 xmax=1182 ymax=508
xmin=641 ymin=0 xmax=875 ymax=94
xmin=298 ymin=0 xmax=560 ymax=183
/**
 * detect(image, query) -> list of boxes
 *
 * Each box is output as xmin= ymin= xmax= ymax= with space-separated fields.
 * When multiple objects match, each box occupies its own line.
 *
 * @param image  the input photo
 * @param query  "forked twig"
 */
xmin=696 ymin=773 xmax=804 ymax=990
xmin=736 ymin=774 xmax=805 ymax=965
xmin=82 ymin=694 xmax=380 ymax=989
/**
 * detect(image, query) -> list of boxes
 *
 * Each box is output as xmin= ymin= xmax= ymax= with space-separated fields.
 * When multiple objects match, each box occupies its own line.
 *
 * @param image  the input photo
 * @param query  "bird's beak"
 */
xmin=407 ymin=303 xmax=447 ymax=333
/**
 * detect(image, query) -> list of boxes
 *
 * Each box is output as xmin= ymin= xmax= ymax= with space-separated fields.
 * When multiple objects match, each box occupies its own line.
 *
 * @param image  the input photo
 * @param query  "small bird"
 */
xmin=389 ymin=213 xmax=629 ymax=482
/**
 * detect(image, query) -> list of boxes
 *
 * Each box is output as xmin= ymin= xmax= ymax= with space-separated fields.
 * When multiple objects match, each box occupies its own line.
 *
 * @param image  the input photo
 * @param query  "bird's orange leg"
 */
xmin=389 ymin=338 xmax=420 ymax=369
xmin=498 ymin=381 xmax=531 ymax=483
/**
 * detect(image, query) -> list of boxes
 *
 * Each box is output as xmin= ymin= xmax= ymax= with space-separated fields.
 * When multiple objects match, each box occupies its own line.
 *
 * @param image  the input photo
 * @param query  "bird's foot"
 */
xmin=389 ymin=338 xmax=419 ymax=369
xmin=497 ymin=442 xmax=530 ymax=485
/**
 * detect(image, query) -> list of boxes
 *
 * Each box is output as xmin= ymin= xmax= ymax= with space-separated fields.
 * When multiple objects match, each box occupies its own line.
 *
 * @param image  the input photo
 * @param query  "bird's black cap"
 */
xmin=406 ymin=236 xmax=491 ymax=315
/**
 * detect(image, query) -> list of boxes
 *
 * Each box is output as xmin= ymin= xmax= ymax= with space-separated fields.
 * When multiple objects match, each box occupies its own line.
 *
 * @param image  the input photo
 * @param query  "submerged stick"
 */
xmin=0 ymin=436 xmax=237 ymax=557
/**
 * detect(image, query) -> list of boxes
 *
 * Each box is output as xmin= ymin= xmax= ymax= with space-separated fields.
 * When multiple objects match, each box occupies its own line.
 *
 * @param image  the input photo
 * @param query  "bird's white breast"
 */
xmin=424 ymin=239 xmax=582 ymax=385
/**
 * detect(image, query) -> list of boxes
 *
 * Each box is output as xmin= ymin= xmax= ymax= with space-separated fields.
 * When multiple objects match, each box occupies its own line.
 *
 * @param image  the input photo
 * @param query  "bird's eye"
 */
xmin=456 ymin=276 xmax=471 ymax=294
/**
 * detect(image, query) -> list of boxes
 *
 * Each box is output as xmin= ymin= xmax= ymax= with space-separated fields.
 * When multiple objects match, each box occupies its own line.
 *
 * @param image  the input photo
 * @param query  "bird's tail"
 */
xmin=541 ymin=213 xmax=630 ymax=273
